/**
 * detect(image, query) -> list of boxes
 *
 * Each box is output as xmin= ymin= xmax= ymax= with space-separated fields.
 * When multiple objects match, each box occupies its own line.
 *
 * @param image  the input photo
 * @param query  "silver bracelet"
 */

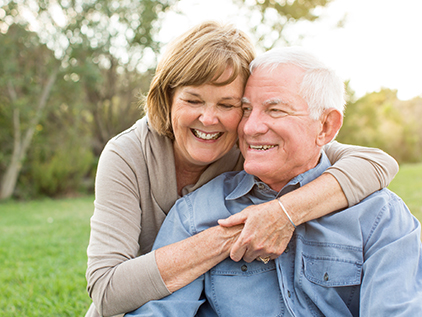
xmin=277 ymin=198 xmax=297 ymax=229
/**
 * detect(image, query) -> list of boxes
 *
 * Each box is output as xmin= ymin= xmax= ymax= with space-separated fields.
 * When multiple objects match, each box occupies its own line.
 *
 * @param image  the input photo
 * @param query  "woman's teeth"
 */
xmin=250 ymin=145 xmax=276 ymax=150
xmin=193 ymin=129 xmax=222 ymax=140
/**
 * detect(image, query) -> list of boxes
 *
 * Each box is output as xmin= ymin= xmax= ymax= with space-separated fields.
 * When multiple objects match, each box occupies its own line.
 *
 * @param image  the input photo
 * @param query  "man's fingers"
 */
xmin=218 ymin=213 xmax=247 ymax=227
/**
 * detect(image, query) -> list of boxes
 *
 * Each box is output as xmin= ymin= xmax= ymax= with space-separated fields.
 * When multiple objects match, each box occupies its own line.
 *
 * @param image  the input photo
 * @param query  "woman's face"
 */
xmin=171 ymin=70 xmax=244 ymax=169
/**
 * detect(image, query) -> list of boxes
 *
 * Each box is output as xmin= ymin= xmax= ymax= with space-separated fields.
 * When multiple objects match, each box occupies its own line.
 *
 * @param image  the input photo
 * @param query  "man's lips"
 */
xmin=248 ymin=144 xmax=277 ymax=151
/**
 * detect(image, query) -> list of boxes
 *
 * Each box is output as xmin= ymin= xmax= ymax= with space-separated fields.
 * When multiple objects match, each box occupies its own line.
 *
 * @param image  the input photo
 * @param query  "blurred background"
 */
xmin=0 ymin=0 xmax=421 ymax=200
xmin=0 ymin=0 xmax=421 ymax=315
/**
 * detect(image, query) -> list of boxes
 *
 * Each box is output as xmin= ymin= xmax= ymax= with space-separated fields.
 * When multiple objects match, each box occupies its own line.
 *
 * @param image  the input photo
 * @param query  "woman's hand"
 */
xmin=218 ymin=199 xmax=295 ymax=263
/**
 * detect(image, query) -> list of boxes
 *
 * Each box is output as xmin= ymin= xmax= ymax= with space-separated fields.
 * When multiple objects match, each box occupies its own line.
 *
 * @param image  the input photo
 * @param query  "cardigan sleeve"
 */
xmin=323 ymin=141 xmax=399 ymax=207
xmin=86 ymin=137 xmax=170 ymax=317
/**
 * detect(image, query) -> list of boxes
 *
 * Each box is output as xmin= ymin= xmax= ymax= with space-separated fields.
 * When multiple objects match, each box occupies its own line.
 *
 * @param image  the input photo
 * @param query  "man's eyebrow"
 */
xmin=263 ymin=98 xmax=287 ymax=106
xmin=241 ymin=97 xmax=250 ymax=104
xmin=241 ymin=97 xmax=289 ymax=106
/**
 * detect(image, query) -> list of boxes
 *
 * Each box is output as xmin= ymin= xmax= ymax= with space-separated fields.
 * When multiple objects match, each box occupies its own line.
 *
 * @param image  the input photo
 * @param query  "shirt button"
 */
xmin=241 ymin=265 xmax=248 ymax=272
xmin=324 ymin=272 xmax=329 ymax=281
xmin=257 ymin=183 xmax=265 ymax=190
xmin=284 ymin=246 xmax=289 ymax=253
xmin=287 ymin=290 xmax=291 ymax=298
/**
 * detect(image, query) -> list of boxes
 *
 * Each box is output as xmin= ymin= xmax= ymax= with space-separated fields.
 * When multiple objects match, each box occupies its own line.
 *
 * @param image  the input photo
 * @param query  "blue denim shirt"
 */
xmin=127 ymin=152 xmax=422 ymax=317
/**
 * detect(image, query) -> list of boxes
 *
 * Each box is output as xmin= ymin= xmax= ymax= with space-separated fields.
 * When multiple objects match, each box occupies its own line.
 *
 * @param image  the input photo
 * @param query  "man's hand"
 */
xmin=218 ymin=199 xmax=295 ymax=262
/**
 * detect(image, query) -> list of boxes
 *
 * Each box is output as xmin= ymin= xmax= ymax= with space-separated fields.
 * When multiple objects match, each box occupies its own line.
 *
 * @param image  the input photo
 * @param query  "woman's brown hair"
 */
xmin=144 ymin=21 xmax=256 ymax=139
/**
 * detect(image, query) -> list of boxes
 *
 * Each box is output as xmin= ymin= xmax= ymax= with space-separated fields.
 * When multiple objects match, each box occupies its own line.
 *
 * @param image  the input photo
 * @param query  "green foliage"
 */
xmin=0 ymin=24 xmax=56 ymax=137
xmin=0 ymin=22 xmax=61 ymax=199
xmin=388 ymin=162 xmax=422 ymax=221
xmin=337 ymin=89 xmax=421 ymax=163
xmin=234 ymin=0 xmax=333 ymax=49
xmin=16 ymin=99 xmax=96 ymax=198
xmin=0 ymin=196 xmax=93 ymax=316
xmin=0 ymin=0 xmax=161 ymax=199
xmin=29 ymin=144 xmax=94 ymax=197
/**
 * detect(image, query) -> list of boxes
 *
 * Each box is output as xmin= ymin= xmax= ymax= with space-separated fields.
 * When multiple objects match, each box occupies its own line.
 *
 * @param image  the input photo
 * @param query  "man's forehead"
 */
xmin=241 ymin=96 xmax=289 ymax=106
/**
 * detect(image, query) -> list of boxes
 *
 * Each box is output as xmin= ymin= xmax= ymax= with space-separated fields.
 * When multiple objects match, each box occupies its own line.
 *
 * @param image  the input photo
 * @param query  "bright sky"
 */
xmin=159 ymin=0 xmax=422 ymax=100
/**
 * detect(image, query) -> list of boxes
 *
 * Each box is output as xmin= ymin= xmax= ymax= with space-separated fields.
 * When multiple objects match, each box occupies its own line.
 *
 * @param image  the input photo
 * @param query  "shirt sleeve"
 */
xmin=86 ymin=141 xmax=170 ymax=317
xmin=323 ymin=141 xmax=399 ymax=206
xmin=360 ymin=192 xmax=422 ymax=315
xmin=126 ymin=197 xmax=206 ymax=317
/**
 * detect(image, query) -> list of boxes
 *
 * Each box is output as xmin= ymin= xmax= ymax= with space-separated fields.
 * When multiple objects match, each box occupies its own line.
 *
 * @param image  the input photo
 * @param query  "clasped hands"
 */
xmin=218 ymin=199 xmax=296 ymax=263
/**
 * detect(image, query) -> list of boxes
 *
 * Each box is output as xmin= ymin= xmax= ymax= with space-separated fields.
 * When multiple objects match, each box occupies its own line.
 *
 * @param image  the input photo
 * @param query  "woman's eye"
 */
xmin=186 ymin=99 xmax=203 ymax=105
xmin=217 ymin=104 xmax=234 ymax=110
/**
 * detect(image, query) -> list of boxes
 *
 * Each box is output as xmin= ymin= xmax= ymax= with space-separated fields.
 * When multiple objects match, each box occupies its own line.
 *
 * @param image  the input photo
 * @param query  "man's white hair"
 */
xmin=250 ymin=47 xmax=345 ymax=120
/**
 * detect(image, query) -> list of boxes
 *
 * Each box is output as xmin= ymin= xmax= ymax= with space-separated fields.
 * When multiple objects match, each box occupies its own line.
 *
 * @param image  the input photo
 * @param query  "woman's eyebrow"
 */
xmin=182 ymin=90 xmax=201 ymax=97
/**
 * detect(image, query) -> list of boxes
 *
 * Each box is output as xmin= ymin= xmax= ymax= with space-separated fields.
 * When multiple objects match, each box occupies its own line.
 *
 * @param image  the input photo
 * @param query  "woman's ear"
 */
xmin=316 ymin=109 xmax=343 ymax=146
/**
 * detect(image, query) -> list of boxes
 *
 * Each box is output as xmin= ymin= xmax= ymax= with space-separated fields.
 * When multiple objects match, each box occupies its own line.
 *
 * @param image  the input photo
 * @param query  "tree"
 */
xmin=0 ymin=0 xmax=337 ymax=199
xmin=0 ymin=0 xmax=175 ymax=199
xmin=0 ymin=24 xmax=60 ymax=199
xmin=234 ymin=0 xmax=333 ymax=50
xmin=337 ymin=89 xmax=420 ymax=163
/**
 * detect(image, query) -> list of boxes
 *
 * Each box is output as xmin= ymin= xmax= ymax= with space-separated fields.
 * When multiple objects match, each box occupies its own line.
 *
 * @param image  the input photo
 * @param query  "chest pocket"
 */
xmin=299 ymin=248 xmax=363 ymax=317
xmin=205 ymin=259 xmax=284 ymax=317
xmin=302 ymin=253 xmax=362 ymax=287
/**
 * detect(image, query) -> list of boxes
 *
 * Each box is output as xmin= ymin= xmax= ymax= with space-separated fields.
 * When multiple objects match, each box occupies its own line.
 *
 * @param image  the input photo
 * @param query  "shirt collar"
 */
xmin=226 ymin=151 xmax=332 ymax=201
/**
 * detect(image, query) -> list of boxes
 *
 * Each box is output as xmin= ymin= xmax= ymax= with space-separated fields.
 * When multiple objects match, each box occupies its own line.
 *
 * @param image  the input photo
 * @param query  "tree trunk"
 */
xmin=0 ymin=151 xmax=23 ymax=200
xmin=0 ymin=67 xmax=59 ymax=200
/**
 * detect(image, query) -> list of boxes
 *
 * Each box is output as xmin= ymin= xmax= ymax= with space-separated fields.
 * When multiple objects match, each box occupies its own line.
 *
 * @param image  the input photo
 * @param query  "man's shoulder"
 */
xmin=342 ymin=188 xmax=415 ymax=235
xmin=359 ymin=188 xmax=405 ymax=210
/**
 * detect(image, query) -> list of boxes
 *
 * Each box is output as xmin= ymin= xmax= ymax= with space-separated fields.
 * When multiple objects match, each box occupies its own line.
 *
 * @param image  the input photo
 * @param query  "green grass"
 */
xmin=388 ymin=162 xmax=422 ymax=222
xmin=0 ymin=196 xmax=94 ymax=316
xmin=0 ymin=163 xmax=421 ymax=316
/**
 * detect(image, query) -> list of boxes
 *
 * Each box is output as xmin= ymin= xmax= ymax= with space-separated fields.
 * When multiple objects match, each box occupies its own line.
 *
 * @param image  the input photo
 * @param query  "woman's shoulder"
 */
xmin=104 ymin=117 xmax=170 ymax=158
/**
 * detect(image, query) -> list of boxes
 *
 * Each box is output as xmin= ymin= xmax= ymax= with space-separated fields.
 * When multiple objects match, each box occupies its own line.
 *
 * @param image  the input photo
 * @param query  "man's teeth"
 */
xmin=250 ymin=145 xmax=276 ymax=150
xmin=193 ymin=129 xmax=222 ymax=140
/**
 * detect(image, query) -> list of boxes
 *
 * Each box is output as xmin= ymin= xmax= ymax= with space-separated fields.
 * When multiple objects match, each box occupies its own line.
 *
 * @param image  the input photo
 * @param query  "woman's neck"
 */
xmin=173 ymin=150 xmax=208 ymax=196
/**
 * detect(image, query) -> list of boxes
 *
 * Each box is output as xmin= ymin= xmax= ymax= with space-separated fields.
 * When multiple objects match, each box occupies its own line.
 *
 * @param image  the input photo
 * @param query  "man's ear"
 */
xmin=316 ymin=108 xmax=343 ymax=146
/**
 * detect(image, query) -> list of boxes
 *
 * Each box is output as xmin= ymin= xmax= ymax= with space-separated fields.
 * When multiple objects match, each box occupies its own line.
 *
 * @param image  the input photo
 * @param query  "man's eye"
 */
xmin=242 ymin=106 xmax=252 ymax=116
xmin=269 ymin=108 xmax=288 ymax=117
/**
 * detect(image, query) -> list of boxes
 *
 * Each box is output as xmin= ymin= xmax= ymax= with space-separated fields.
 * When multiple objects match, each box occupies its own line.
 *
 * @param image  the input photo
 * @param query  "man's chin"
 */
xmin=243 ymin=163 xmax=269 ymax=178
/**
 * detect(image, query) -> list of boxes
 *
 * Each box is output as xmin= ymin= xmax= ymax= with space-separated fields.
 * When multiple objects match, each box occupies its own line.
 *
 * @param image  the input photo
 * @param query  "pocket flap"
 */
xmin=303 ymin=254 xmax=362 ymax=287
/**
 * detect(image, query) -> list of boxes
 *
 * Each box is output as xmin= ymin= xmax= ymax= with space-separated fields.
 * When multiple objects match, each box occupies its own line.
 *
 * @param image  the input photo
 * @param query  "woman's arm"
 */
xmin=86 ymin=138 xmax=242 ymax=316
xmin=155 ymin=225 xmax=242 ymax=293
xmin=323 ymin=141 xmax=399 ymax=206
xmin=219 ymin=142 xmax=399 ymax=262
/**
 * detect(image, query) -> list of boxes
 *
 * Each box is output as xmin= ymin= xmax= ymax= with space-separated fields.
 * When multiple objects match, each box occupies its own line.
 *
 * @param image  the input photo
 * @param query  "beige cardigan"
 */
xmin=85 ymin=117 xmax=398 ymax=317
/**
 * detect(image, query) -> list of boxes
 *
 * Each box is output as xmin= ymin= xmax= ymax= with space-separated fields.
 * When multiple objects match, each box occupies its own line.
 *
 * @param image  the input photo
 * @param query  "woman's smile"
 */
xmin=171 ymin=69 xmax=245 ymax=168
xmin=191 ymin=129 xmax=223 ymax=141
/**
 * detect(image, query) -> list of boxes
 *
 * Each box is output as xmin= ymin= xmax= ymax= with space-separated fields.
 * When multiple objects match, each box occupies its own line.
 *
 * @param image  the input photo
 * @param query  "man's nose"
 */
xmin=199 ymin=105 xmax=219 ymax=126
xmin=242 ymin=109 xmax=268 ymax=136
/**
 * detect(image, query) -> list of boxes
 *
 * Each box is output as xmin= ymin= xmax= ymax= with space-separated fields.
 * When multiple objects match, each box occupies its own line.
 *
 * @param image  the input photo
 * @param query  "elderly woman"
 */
xmin=85 ymin=21 xmax=398 ymax=317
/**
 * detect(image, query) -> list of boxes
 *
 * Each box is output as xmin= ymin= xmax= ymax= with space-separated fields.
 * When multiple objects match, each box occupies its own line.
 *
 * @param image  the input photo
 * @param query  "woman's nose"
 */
xmin=199 ymin=105 xmax=219 ymax=126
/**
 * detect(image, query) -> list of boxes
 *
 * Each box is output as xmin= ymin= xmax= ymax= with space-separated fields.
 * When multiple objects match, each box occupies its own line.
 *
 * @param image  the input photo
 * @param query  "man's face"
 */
xmin=238 ymin=64 xmax=323 ymax=191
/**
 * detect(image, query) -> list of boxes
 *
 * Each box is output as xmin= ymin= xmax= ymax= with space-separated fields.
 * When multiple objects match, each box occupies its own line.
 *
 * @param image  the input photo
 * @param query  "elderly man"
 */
xmin=126 ymin=47 xmax=422 ymax=316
